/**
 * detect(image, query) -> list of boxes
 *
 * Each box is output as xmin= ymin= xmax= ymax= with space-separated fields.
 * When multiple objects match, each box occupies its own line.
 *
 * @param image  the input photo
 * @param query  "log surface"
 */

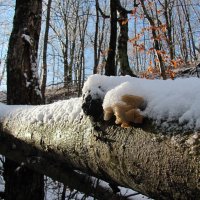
xmin=0 ymin=98 xmax=199 ymax=199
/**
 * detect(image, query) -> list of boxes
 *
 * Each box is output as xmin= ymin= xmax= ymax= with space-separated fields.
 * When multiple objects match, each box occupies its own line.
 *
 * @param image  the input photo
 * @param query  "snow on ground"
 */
xmin=83 ymin=74 xmax=200 ymax=133
xmin=0 ymin=98 xmax=83 ymax=126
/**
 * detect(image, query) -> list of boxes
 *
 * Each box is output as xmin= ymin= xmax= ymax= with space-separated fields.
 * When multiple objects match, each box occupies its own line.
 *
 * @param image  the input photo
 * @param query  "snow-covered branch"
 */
xmin=0 ymin=75 xmax=200 ymax=199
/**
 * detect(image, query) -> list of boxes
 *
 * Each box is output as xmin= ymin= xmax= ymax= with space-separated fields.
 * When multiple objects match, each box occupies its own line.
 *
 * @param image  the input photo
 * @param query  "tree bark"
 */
xmin=7 ymin=0 xmax=42 ymax=105
xmin=116 ymin=1 xmax=137 ymax=77
xmin=0 ymin=130 xmax=128 ymax=200
xmin=5 ymin=0 xmax=44 ymax=199
xmin=94 ymin=0 xmax=100 ymax=74
xmin=0 ymin=98 xmax=199 ymax=200
xmin=41 ymin=0 xmax=52 ymax=102
xmin=105 ymin=0 xmax=117 ymax=76
xmin=176 ymin=3 xmax=188 ymax=63
xmin=3 ymin=159 xmax=44 ymax=200
xmin=163 ymin=0 xmax=175 ymax=60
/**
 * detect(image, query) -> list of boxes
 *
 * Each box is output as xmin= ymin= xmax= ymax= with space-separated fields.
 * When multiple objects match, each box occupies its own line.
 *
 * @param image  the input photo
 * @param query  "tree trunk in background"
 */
xmin=5 ymin=0 xmax=44 ymax=199
xmin=68 ymin=12 xmax=78 ymax=83
xmin=117 ymin=0 xmax=137 ymax=77
xmin=177 ymin=3 xmax=188 ymax=63
xmin=94 ymin=0 xmax=100 ymax=74
xmin=140 ymin=0 xmax=167 ymax=80
xmin=117 ymin=9 xmax=131 ymax=76
xmin=180 ymin=0 xmax=197 ymax=61
xmin=94 ymin=0 xmax=107 ymax=75
xmin=41 ymin=0 xmax=52 ymax=102
xmin=163 ymin=0 xmax=175 ymax=60
xmin=63 ymin=28 xmax=69 ymax=89
xmin=105 ymin=0 xmax=117 ymax=76
xmin=3 ymin=159 xmax=44 ymax=200
xmin=77 ymin=7 xmax=89 ymax=96
xmin=62 ymin=3 xmax=70 ymax=89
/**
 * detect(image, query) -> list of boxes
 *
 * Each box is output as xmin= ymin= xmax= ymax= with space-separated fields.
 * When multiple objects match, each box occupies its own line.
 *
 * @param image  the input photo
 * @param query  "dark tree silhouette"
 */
xmin=4 ymin=0 xmax=44 ymax=199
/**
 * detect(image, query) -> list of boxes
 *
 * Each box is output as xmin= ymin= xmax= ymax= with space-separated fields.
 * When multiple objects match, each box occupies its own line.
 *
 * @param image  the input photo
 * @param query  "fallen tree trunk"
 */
xmin=0 ymin=98 xmax=199 ymax=199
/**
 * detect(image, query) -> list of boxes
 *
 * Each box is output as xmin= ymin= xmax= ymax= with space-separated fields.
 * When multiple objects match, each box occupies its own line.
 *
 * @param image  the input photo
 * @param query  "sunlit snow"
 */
xmin=0 ymin=98 xmax=83 ymax=125
xmin=83 ymin=74 xmax=200 ymax=132
xmin=0 ymin=74 xmax=200 ymax=133
xmin=21 ymin=34 xmax=32 ymax=45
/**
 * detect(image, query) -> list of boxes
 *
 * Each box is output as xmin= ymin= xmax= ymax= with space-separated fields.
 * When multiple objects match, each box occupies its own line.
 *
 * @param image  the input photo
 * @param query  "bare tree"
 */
xmin=41 ymin=0 xmax=52 ymax=102
xmin=179 ymin=0 xmax=198 ymax=61
xmin=94 ymin=0 xmax=100 ymax=74
xmin=77 ymin=1 xmax=90 ymax=96
xmin=117 ymin=0 xmax=137 ymax=76
xmin=140 ymin=0 xmax=167 ymax=79
xmin=105 ymin=0 xmax=117 ymax=76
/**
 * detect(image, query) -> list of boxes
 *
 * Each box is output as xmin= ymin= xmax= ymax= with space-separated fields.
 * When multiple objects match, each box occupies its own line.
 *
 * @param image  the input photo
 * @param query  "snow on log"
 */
xmin=0 ymin=75 xmax=200 ymax=199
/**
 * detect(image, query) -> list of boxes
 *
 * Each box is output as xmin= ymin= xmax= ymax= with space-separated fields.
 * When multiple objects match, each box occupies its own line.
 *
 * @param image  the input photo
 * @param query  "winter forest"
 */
xmin=0 ymin=0 xmax=200 ymax=199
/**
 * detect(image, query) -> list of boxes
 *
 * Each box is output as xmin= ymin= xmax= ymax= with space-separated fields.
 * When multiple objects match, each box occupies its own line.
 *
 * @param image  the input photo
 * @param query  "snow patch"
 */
xmin=21 ymin=34 xmax=32 ymax=45
xmin=82 ymin=74 xmax=134 ymax=99
xmin=83 ymin=74 xmax=200 ymax=132
xmin=0 ymin=98 xmax=83 ymax=126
